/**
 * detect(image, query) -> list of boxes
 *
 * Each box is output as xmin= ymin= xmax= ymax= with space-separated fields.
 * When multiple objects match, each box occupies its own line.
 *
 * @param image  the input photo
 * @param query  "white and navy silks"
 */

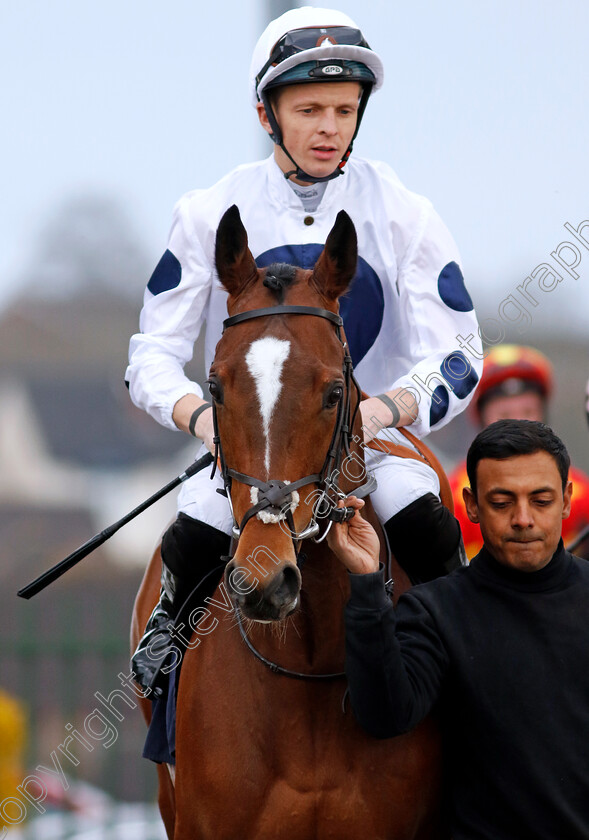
xmin=126 ymin=155 xmax=483 ymax=536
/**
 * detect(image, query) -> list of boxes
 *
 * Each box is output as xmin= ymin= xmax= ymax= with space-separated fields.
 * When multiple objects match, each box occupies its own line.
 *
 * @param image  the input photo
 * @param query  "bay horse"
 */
xmin=132 ymin=206 xmax=449 ymax=840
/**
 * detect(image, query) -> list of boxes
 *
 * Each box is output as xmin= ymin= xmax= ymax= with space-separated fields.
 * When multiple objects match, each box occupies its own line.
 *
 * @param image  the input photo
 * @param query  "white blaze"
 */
xmin=245 ymin=337 xmax=291 ymax=473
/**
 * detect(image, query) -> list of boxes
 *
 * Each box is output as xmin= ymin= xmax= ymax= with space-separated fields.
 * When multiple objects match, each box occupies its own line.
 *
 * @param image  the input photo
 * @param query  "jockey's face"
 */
xmin=257 ymin=81 xmax=362 ymax=185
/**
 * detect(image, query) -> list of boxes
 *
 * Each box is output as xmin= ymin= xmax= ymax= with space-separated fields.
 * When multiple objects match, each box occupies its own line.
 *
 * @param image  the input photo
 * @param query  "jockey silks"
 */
xmin=127 ymin=154 xmax=482 ymax=440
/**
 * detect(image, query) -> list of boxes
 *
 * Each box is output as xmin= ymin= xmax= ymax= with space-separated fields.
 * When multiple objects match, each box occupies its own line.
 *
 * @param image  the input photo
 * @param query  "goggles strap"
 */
xmin=255 ymin=26 xmax=370 ymax=91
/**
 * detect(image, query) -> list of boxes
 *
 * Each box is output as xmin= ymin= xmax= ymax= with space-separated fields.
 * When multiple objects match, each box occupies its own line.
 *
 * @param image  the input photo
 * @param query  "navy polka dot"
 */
xmin=255 ymin=244 xmax=384 ymax=367
xmin=437 ymin=261 xmax=473 ymax=312
xmin=441 ymin=351 xmax=479 ymax=398
xmin=147 ymin=249 xmax=182 ymax=295
xmin=429 ymin=384 xmax=450 ymax=426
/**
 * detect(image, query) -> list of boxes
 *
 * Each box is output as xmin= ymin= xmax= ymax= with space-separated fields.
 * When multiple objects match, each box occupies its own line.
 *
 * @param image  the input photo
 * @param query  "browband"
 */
xmin=223 ymin=305 xmax=343 ymax=331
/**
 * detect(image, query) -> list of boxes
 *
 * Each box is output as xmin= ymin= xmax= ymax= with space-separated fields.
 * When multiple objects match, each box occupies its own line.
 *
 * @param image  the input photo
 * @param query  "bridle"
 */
xmin=209 ymin=304 xmax=376 ymax=558
xmin=206 ymin=301 xmax=379 ymax=682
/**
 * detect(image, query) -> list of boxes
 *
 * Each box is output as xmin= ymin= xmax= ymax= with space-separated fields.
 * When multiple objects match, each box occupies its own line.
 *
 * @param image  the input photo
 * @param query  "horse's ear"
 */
xmin=312 ymin=210 xmax=358 ymax=301
xmin=215 ymin=205 xmax=258 ymax=297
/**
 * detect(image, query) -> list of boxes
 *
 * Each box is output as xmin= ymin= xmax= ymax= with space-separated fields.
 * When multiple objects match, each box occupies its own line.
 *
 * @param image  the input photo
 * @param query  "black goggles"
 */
xmin=256 ymin=26 xmax=371 ymax=91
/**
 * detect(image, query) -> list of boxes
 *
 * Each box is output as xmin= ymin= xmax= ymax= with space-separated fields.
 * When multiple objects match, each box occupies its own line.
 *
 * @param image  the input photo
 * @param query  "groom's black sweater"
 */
xmin=345 ymin=541 xmax=589 ymax=839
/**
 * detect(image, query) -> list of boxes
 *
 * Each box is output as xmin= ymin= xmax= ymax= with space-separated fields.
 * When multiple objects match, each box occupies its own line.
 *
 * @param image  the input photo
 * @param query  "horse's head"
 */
xmin=210 ymin=205 xmax=365 ymax=622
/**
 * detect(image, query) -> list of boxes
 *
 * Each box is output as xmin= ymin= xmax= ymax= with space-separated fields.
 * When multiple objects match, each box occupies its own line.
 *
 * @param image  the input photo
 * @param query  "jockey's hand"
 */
xmin=327 ymin=497 xmax=380 ymax=575
xmin=194 ymin=408 xmax=215 ymax=454
xmin=172 ymin=396 xmax=215 ymax=454
xmin=360 ymin=390 xmax=418 ymax=442
xmin=360 ymin=397 xmax=393 ymax=442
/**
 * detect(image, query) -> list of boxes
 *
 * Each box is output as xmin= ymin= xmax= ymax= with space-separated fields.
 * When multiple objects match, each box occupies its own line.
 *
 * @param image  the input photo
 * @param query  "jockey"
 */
xmin=127 ymin=6 xmax=483 ymax=693
xmin=449 ymin=344 xmax=589 ymax=559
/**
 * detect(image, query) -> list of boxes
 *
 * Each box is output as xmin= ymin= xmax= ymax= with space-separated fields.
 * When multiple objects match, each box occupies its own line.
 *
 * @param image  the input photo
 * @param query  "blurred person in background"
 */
xmin=449 ymin=344 xmax=589 ymax=558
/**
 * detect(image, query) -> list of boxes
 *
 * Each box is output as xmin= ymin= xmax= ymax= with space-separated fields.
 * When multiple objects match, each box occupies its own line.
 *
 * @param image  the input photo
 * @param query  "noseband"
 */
xmin=210 ymin=304 xmax=376 ymax=555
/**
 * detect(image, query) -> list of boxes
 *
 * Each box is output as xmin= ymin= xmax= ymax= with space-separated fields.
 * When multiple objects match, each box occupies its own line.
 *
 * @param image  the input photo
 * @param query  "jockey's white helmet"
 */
xmin=250 ymin=6 xmax=384 ymax=107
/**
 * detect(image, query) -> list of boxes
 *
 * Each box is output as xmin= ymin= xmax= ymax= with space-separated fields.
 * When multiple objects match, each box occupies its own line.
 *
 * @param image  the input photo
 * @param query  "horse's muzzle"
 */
xmin=225 ymin=560 xmax=301 ymax=622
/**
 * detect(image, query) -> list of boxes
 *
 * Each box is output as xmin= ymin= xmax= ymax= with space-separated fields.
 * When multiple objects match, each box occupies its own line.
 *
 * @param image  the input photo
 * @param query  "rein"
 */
xmin=234 ymin=608 xmax=345 ymax=681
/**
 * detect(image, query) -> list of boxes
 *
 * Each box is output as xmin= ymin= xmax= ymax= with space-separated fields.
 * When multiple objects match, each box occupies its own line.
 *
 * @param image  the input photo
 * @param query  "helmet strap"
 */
xmin=281 ymin=144 xmax=348 ymax=184
xmin=260 ymin=84 xmax=372 ymax=185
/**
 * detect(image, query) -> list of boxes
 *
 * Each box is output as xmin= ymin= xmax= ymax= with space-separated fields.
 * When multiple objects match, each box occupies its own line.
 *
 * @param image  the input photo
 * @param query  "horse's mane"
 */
xmin=263 ymin=262 xmax=297 ymax=302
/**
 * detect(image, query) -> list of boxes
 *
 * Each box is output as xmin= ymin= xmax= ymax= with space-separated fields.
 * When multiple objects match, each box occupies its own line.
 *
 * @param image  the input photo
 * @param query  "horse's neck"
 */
xmin=294 ymin=542 xmax=350 ymax=669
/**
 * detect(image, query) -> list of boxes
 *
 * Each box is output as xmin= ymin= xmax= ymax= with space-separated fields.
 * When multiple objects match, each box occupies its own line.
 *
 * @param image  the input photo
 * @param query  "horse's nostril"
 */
xmin=270 ymin=565 xmax=301 ymax=608
xmin=226 ymin=561 xmax=301 ymax=620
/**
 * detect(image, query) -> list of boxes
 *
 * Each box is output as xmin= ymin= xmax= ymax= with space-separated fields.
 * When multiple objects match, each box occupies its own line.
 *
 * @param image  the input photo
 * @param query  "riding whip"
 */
xmin=17 ymin=451 xmax=214 ymax=600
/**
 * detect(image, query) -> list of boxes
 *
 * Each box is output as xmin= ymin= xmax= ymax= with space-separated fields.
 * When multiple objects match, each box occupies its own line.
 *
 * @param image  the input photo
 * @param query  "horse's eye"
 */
xmin=324 ymin=384 xmax=344 ymax=409
xmin=207 ymin=378 xmax=223 ymax=404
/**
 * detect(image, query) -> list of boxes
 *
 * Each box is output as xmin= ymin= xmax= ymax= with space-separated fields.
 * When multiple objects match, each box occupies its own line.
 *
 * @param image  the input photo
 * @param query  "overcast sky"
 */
xmin=2 ymin=0 xmax=589 ymax=336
